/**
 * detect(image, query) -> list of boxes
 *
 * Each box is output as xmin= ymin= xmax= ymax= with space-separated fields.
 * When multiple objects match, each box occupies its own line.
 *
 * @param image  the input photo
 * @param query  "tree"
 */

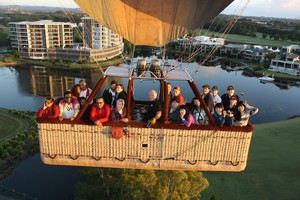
xmin=262 ymin=33 xmax=267 ymax=39
xmin=75 ymin=168 xmax=209 ymax=200
xmin=274 ymin=34 xmax=280 ymax=40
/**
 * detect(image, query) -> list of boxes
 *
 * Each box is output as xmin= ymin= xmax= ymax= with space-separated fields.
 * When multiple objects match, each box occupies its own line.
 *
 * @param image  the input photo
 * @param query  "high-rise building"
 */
xmin=9 ymin=20 xmax=75 ymax=59
xmin=81 ymin=17 xmax=123 ymax=50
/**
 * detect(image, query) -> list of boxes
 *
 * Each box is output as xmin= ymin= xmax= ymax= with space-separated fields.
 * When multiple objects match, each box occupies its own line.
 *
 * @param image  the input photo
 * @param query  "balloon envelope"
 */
xmin=74 ymin=0 xmax=233 ymax=46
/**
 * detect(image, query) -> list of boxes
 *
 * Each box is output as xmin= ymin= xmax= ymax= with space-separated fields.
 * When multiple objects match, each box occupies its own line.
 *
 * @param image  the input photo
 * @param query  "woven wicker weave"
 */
xmin=38 ymin=123 xmax=252 ymax=171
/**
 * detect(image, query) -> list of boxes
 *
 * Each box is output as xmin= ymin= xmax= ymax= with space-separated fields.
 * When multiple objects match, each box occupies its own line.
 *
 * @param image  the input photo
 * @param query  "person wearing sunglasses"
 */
xmin=58 ymin=91 xmax=80 ymax=121
xmin=36 ymin=97 xmax=59 ymax=118
xmin=90 ymin=97 xmax=111 ymax=128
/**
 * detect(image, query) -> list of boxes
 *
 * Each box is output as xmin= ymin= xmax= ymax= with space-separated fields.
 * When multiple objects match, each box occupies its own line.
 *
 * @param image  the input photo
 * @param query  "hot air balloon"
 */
xmin=37 ymin=0 xmax=255 ymax=172
xmin=73 ymin=0 xmax=233 ymax=46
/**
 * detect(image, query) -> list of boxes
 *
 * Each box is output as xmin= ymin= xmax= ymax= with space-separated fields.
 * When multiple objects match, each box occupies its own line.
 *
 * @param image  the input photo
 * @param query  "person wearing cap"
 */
xmin=233 ymin=101 xmax=259 ymax=127
xmin=102 ymin=80 xmax=117 ymax=107
xmin=202 ymin=84 xmax=214 ymax=112
xmin=172 ymin=86 xmax=185 ymax=106
xmin=168 ymin=97 xmax=181 ymax=124
xmin=221 ymin=85 xmax=240 ymax=110
xmin=211 ymin=85 xmax=221 ymax=105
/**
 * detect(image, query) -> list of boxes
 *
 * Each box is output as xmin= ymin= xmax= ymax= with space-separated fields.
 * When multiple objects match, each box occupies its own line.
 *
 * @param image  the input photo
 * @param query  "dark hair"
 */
xmin=179 ymin=105 xmax=188 ymax=118
xmin=117 ymin=84 xmax=124 ymax=91
xmin=46 ymin=97 xmax=54 ymax=102
xmin=237 ymin=101 xmax=246 ymax=108
xmin=171 ymin=97 xmax=180 ymax=103
xmin=64 ymin=91 xmax=72 ymax=96
xmin=111 ymin=80 xmax=117 ymax=85
xmin=190 ymin=97 xmax=201 ymax=111
xmin=78 ymin=97 xmax=87 ymax=102
xmin=71 ymin=84 xmax=81 ymax=98
xmin=214 ymin=103 xmax=224 ymax=110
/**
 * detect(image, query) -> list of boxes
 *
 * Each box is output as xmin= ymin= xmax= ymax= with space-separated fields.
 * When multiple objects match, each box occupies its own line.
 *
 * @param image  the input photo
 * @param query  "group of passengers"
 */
xmin=37 ymin=79 xmax=258 ymax=128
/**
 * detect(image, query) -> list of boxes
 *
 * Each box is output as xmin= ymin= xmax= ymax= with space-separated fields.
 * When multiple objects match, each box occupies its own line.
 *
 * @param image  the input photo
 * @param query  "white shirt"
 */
xmin=80 ymin=88 xmax=92 ymax=99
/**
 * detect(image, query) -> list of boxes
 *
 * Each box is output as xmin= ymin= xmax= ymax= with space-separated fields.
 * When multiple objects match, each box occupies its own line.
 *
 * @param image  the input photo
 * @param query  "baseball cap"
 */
xmin=202 ymin=84 xmax=210 ymax=89
xmin=227 ymin=85 xmax=234 ymax=90
xmin=212 ymin=86 xmax=219 ymax=90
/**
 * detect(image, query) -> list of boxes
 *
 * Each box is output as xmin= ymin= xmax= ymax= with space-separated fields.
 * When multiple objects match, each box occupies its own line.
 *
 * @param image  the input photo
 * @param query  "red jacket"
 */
xmin=90 ymin=104 xmax=111 ymax=123
xmin=36 ymin=105 xmax=59 ymax=118
xmin=175 ymin=94 xmax=185 ymax=106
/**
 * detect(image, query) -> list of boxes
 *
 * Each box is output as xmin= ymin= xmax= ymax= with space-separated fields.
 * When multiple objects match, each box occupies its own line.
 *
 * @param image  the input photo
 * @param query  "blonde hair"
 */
xmin=116 ymin=98 xmax=125 ymax=106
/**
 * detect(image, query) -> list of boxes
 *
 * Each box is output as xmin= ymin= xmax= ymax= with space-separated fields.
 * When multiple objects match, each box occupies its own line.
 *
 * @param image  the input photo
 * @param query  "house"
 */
xmin=220 ymin=44 xmax=249 ymax=58
xmin=269 ymin=53 xmax=300 ymax=76
xmin=241 ymin=49 xmax=268 ymax=63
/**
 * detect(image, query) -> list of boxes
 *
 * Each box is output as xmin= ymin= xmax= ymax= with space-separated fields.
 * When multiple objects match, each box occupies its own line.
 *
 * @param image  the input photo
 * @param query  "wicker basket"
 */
xmin=38 ymin=122 xmax=252 ymax=171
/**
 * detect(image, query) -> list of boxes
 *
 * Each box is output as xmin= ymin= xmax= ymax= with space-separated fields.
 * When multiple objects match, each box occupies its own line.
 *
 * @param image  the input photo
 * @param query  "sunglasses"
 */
xmin=65 ymin=96 xmax=72 ymax=99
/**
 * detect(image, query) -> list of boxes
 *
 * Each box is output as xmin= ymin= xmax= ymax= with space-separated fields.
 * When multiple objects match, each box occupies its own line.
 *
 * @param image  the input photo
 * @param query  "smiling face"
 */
xmin=116 ymin=100 xmax=124 ymax=110
xmin=237 ymin=105 xmax=245 ymax=112
xmin=173 ymin=88 xmax=180 ymax=96
xmin=116 ymin=85 xmax=123 ymax=93
xmin=212 ymin=89 xmax=218 ymax=96
xmin=215 ymin=107 xmax=223 ymax=115
xmin=64 ymin=93 xmax=72 ymax=103
xmin=203 ymin=87 xmax=210 ymax=95
xmin=179 ymin=108 xmax=186 ymax=116
xmin=171 ymin=100 xmax=179 ymax=109
xmin=148 ymin=90 xmax=157 ymax=101
xmin=193 ymin=99 xmax=201 ymax=107
xmin=96 ymin=98 xmax=105 ymax=109
xmin=228 ymin=89 xmax=235 ymax=96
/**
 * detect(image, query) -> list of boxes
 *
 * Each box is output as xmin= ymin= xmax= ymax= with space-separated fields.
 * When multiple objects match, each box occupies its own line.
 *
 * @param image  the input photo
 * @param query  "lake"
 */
xmin=0 ymin=63 xmax=299 ymax=199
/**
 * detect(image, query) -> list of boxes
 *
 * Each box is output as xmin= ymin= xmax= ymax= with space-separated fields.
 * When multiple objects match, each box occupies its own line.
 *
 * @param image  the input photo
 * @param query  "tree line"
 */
xmin=204 ymin=17 xmax=300 ymax=41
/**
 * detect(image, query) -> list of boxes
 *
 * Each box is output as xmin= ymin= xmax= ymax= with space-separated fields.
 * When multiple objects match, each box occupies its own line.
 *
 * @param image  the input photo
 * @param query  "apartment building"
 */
xmin=9 ymin=20 xmax=75 ymax=59
xmin=81 ymin=17 xmax=123 ymax=50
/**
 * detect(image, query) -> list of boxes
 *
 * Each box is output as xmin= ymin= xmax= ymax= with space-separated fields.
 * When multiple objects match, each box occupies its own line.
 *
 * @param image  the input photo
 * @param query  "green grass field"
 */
xmin=202 ymin=117 xmax=300 ymax=200
xmin=0 ymin=108 xmax=29 ymax=141
xmin=199 ymin=30 xmax=300 ymax=47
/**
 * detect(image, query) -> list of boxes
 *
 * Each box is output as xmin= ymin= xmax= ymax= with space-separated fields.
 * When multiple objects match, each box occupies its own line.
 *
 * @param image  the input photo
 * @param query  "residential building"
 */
xmin=81 ymin=16 xmax=123 ymax=50
xmin=220 ymin=44 xmax=249 ymax=58
xmin=269 ymin=53 xmax=300 ymax=76
xmin=9 ymin=20 xmax=75 ymax=59
xmin=242 ymin=49 xmax=268 ymax=63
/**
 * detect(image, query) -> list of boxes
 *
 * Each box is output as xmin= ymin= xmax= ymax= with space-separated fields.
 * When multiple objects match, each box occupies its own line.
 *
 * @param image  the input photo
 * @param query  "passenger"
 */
xmin=221 ymin=85 xmax=239 ymax=110
xmin=233 ymin=101 xmax=259 ymax=127
xmin=78 ymin=97 xmax=92 ymax=119
xmin=90 ymin=97 xmax=111 ymax=128
xmin=71 ymin=84 xmax=81 ymax=99
xmin=172 ymin=86 xmax=185 ymax=105
xmin=58 ymin=91 xmax=80 ymax=121
xmin=179 ymin=105 xmax=198 ymax=127
xmin=168 ymin=83 xmax=173 ymax=101
xmin=202 ymin=84 xmax=214 ymax=112
xmin=213 ymin=103 xmax=233 ymax=127
xmin=113 ymin=84 xmax=127 ymax=108
xmin=142 ymin=90 xmax=162 ymax=127
xmin=226 ymin=96 xmax=238 ymax=115
xmin=102 ymin=80 xmax=117 ymax=107
xmin=213 ymin=103 xmax=226 ymax=127
xmin=168 ymin=97 xmax=181 ymax=124
xmin=111 ymin=99 xmax=128 ymax=122
xmin=79 ymin=79 xmax=93 ymax=99
xmin=190 ymin=97 xmax=208 ymax=125
xmin=36 ymin=97 xmax=59 ymax=118
xmin=211 ymin=86 xmax=222 ymax=105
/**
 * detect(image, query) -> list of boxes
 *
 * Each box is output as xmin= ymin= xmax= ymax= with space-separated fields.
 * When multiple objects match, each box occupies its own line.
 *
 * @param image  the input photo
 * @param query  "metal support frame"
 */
xmin=76 ymin=76 xmax=106 ymax=120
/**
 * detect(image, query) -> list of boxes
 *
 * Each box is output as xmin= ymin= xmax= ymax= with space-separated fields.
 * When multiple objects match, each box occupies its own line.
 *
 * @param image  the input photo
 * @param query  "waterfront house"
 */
xmin=269 ymin=53 xmax=300 ymax=76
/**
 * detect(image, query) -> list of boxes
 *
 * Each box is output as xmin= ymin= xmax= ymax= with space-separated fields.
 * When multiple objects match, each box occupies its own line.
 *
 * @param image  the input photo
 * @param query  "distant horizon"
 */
xmin=0 ymin=0 xmax=299 ymax=19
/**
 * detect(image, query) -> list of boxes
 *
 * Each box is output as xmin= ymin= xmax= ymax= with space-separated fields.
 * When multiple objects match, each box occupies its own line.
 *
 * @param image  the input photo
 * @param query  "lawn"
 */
xmin=202 ymin=117 xmax=300 ymax=200
xmin=199 ymin=29 xmax=300 ymax=47
xmin=0 ymin=108 xmax=29 ymax=141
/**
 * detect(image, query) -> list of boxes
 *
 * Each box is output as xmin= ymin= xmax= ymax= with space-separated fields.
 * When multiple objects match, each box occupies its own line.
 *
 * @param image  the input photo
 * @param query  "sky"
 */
xmin=0 ymin=0 xmax=299 ymax=19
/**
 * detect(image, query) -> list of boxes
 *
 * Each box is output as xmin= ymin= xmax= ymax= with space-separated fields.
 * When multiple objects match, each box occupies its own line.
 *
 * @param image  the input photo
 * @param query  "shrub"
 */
xmin=1 ymin=150 xmax=9 ymax=159
xmin=27 ymin=135 xmax=34 ymax=142
xmin=19 ymin=141 xmax=25 ymax=147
